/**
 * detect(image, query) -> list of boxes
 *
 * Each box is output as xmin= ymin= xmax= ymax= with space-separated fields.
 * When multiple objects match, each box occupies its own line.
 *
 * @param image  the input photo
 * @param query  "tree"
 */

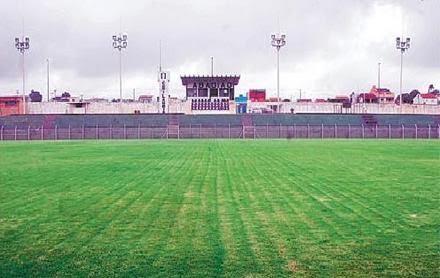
xmin=28 ymin=90 xmax=42 ymax=102
xmin=61 ymin=92 xmax=71 ymax=98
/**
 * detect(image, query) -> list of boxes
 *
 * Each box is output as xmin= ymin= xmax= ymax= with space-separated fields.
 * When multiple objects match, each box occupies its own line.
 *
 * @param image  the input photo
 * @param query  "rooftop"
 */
xmin=181 ymin=75 xmax=240 ymax=86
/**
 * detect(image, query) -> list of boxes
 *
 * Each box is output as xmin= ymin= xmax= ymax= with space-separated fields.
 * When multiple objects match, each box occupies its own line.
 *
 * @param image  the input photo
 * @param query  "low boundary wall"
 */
xmin=1 ymin=124 xmax=439 ymax=140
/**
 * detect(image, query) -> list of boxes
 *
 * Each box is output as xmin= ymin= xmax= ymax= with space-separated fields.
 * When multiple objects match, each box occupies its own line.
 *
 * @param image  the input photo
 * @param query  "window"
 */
xmin=219 ymin=89 xmax=229 ymax=98
xmin=210 ymin=88 xmax=218 ymax=98
xmin=5 ymin=101 xmax=17 ymax=106
xmin=187 ymin=88 xmax=197 ymax=97
xmin=229 ymin=88 xmax=235 ymax=100
xmin=198 ymin=89 xmax=208 ymax=97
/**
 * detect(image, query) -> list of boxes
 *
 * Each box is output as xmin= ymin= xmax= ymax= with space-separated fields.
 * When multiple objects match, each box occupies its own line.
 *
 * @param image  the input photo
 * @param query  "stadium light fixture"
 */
xmin=112 ymin=33 xmax=128 ymax=104
xmin=271 ymin=33 xmax=286 ymax=113
xmin=15 ymin=36 xmax=30 ymax=114
xmin=396 ymin=36 xmax=410 ymax=112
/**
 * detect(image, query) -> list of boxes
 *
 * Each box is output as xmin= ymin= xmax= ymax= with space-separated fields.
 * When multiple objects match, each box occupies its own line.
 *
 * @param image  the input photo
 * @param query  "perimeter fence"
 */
xmin=0 ymin=124 xmax=439 ymax=140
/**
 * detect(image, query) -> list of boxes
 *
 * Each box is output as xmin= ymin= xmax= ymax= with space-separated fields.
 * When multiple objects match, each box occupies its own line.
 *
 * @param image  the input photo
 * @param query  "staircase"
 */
xmin=167 ymin=114 xmax=180 ymax=139
xmin=433 ymin=115 xmax=440 ymax=126
xmin=361 ymin=114 xmax=378 ymax=126
xmin=241 ymin=115 xmax=255 ymax=139
xmin=43 ymin=115 xmax=57 ymax=129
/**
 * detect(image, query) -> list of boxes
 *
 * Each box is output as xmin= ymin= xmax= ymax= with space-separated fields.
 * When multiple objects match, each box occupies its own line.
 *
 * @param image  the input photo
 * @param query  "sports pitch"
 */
xmin=0 ymin=140 xmax=439 ymax=277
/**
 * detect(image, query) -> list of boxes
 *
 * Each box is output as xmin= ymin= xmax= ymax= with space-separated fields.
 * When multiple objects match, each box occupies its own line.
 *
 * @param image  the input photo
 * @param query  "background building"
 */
xmin=0 ymin=96 xmax=26 ymax=116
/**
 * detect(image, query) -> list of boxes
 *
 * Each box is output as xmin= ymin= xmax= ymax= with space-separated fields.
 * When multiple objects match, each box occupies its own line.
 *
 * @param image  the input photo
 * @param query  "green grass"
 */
xmin=0 ymin=140 xmax=439 ymax=277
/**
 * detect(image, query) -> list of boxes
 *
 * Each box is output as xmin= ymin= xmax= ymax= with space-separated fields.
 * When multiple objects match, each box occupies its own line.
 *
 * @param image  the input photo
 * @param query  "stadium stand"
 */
xmin=179 ymin=115 xmax=242 ymax=127
xmin=1 ymin=114 xmax=440 ymax=129
xmin=191 ymin=99 xmax=230 ymax=111
xmin=0 ymin=115 xmax=45 ymax=128
xmin=361 ymin=114 xmax=378 ymax=126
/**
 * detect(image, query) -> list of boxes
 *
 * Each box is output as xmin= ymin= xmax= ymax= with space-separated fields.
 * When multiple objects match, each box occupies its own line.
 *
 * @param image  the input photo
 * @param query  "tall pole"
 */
xmin=46 ymin=58 xmax=50 ymax=102
xmin=377 ymin=62 xmax=381 ymax=88
xmin=119 ymin=49 xmax=122 ymax=102
xmin=15 ymin=36 xmax=29 ymax=114
xmin=112 ymin=34 xmax=128 ymax=106
xmin=271 ymin=33 xmax=286 ymax=113
xmin=277 ymin=48 xmax=280 ymax=113
xmin=396 ymin=37 xmax=410 ymax=114
xmin=399 ymin=51 xmax=403 ymax=110
xmin=211 ymin=56 xmax=214 ymax=76
xmin=22 ymin=50 xmax=25 ymax=112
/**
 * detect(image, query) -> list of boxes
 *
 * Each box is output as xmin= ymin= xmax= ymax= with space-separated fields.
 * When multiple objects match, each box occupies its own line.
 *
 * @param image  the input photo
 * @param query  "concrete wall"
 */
xmin=26 ymin=100 xmax=440 ymax=115
xmin=276 ymin=102 xmax=440 ymax=115
xmin=28 ymin=102 xmax=160 ymax=114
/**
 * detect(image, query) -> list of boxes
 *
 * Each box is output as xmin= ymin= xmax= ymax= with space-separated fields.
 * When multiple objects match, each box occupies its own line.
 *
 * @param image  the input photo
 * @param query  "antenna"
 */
xmin=211 ymin=57 xmax=214 ymax=76
xmin=159 ymin=40 xmax=162 ymax=72
xmin=277 ymin=16 xmax=280 ymax=34
xmin=119 ymin=15 xmax=122 ymax=35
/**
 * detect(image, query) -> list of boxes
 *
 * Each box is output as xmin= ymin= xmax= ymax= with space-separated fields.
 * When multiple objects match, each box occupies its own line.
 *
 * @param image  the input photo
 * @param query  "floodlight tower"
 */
xmin=15 ymin=36 xmax=30 ymax=114
xmin=271 ymin=33 xmax=286 ymax=113
xmin=112 ymin=34 xmax=128 ymax=103
xmin=396 ymin=37 xmax=410 ymax=112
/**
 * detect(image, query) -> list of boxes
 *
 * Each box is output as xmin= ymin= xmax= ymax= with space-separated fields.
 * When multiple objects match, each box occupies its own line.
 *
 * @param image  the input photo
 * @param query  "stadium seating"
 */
xmin=0 ymin=115 xmax=45 ymax=128
xmin=179 ymin=115 xmax=242 ymax=127
xmin=191 ymin=99 xmax=230 ymax=111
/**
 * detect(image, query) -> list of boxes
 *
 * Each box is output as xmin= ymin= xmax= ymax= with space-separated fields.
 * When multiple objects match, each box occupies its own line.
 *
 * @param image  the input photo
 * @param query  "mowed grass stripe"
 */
xmin=228 ymin=149 xmax=285 ymax=275
xmin=238 ymin=143 xmax=354 ymax=275
xmin=225 ymin=144 xmax=302 ymax=276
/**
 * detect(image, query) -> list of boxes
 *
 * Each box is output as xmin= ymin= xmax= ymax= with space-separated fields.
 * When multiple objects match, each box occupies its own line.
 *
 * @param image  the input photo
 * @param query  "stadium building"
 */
xmin=181 ymin=75 xmax=240 ymax=114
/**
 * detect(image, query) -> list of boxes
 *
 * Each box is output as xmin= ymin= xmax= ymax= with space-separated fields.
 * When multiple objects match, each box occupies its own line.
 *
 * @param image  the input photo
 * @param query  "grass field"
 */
xmin=0 ymin=140 xmax=439 ymax=277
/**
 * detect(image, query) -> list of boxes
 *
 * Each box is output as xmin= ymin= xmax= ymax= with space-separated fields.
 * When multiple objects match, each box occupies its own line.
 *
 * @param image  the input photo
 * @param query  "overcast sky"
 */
xmin=0 ymin=0 xmax=439 ymax=100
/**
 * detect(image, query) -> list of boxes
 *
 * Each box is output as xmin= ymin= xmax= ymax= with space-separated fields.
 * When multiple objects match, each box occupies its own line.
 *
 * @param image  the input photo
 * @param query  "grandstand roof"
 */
xmin=180 ymin=75 xmax=240 ymax=86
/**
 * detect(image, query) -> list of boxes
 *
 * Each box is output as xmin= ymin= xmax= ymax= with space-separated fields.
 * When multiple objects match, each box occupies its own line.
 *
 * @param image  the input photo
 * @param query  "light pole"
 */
xmin=112 ymin=34 xmax=128 ymax=103
xmin=377 ymin=62 xmax=381 ymax=89
xmin=15 ymin=36 xmax=30 ymax=114
xmin=396 ymin=37 xmax=410 ymax=112
xmin=271 ymin=33 xmax=286 ymax=113
xmin=46 ymin=58 xmax=50 ymax=102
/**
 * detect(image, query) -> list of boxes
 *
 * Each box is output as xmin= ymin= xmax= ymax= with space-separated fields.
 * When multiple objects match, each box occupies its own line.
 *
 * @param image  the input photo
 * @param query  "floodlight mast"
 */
xmin=112 ymin=34 xmax=128 ymax=105
xmin=396 ymin=37 xmax=410 ymax=113
xmin=271 ymin=33 xmax=286 ymax=113
xmin=15 ymin=36 xmax=30 ymax=114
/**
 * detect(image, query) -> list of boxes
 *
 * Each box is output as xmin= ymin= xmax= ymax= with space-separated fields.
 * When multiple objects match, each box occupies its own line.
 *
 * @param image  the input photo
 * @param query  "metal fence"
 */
xmin=1 ymin=124 xmax=439 ymax=140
